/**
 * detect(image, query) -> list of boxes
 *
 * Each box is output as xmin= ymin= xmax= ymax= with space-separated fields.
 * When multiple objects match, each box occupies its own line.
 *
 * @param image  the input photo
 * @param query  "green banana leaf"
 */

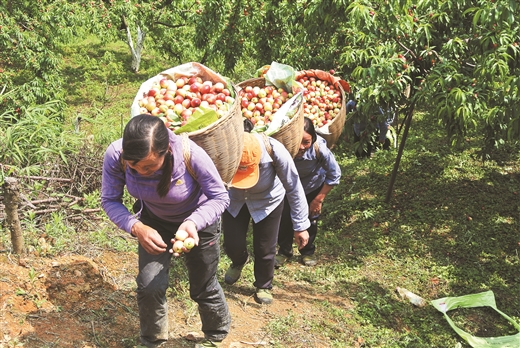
xmin=431 ymin=291 xmax=520 ymax=347
xmin=174 ymin=106 xmax=218 ymax=135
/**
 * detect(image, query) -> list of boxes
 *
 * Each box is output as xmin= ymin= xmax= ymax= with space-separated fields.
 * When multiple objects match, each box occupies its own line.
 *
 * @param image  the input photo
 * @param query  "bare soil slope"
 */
xmin=1 ymin=251 xmax=352 ymax=348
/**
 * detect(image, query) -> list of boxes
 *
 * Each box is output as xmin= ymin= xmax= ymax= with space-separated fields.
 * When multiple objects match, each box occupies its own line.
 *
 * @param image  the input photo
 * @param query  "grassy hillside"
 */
xmin=1 ymin=37 xmax=520 ymax=348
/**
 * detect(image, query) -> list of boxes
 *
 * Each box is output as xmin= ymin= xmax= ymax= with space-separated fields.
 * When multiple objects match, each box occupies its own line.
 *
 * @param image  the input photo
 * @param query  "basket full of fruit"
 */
xmin=237 ymin=77 xmax=303 ymax=157
xmin=130 ymin=62 xmax=243 ymax=184
xmin=295 ymin=69 xmax=350 ymax=148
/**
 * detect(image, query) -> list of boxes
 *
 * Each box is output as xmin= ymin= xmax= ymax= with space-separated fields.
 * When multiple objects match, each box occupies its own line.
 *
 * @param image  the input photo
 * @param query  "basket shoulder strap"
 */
xmin=314 ymin=142 xmax=322 ymax=162
xmin=261 ymin=133 xmax=274 ymax=158
xmin=261 ymin=132 xmax=279 ymax=167
xmin=181 ymin=133 xmax=197 ymax=180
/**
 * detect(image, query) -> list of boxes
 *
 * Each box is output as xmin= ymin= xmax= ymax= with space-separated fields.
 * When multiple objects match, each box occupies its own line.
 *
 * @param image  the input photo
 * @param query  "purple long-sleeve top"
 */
xmin=227 ymin=133 xmax=310 ymax=232
xmin=101 ymin=129 xmax=229 ymax=234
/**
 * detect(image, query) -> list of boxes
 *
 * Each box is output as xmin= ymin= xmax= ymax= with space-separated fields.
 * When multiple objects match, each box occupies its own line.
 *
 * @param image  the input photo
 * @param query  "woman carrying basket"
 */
xmin=101 ymin=115 xmax=230 ymax=348
xmin=275 ymin=117 xmax=342 ymax=267
xmin=222 ymin=129 xmax=310 ymax=305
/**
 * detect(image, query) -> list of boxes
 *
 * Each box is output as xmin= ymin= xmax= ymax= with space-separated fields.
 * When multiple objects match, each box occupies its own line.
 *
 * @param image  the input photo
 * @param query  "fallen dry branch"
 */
xmin=26 ymin=176 xmax=74 ymax=182
xmin=30 ymin=198 xmax=60 ymax=205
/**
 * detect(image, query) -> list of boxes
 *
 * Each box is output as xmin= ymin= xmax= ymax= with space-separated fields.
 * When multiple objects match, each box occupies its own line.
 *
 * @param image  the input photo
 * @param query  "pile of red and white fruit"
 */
xmin=238 ymin=85 xmax=293 ymax=127
xmin=136 ymin=76 xmax=235 ymax=131
xmin=172 ymin=229 xmax=195 ymax=255
xmin=296 ymin=75 xmax=343 ymax=128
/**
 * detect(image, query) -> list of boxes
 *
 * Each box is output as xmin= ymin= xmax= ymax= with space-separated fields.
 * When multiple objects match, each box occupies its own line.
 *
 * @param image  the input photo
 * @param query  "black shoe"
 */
xmin=224 ymin=256 xmax=249 ymax=285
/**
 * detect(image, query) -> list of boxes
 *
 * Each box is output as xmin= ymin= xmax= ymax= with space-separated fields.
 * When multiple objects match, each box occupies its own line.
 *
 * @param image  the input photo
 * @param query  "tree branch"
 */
xmin=155 ymin=22 xmax=186 ymax=29
xmin=395 ymin=39 xmax=417 ymax=60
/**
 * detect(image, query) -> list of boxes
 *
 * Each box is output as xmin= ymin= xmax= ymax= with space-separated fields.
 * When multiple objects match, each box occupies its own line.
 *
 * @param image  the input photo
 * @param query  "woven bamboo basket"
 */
xmin=131 ymin=63 xmax=243 ymax=184
xmin=237 ymin=78 xmax=304 ymax=158
xmin=296 ymin=69 xmax=349 ymax=148
xmin=321 ymin=85 xmax=346 ymax=148
xmin=186 ymin=84 xmax=243 ymax=184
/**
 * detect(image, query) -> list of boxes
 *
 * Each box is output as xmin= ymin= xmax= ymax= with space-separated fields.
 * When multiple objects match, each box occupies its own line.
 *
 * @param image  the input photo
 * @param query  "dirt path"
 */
xmin=0 ymin=252 xmax=350 ymax=348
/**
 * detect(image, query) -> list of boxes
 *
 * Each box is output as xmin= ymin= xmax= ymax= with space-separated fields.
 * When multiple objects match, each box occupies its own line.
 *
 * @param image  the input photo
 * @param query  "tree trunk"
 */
xmin=385 ymin=104 xmax=415 ymax=203
xmin=3 ymin=177 xmax=24 ymax=254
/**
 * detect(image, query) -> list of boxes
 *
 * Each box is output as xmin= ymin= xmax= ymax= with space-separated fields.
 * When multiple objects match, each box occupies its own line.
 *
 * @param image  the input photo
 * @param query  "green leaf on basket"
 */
xmin=251 ymin=125 xmax=268 ymax=133
xmin=264 ymin=61 xmax=296 ymax=93
xmin=169 ymin=113 xmax=181 ymax=122
xmin=223 ymin=77 xmax=235 ymax=98
xmin=174 ymin=106 xmax=218 ymax=134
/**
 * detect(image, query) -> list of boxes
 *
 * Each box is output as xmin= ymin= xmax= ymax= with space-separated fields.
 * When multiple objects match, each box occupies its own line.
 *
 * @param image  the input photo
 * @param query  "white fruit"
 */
xmin=175 ymin=229 xmax=189 ymax=241
xmin=172 ymin=240 xmax=184 ymax=254
xmin=183 ymin=237 xmax=195 ymax=250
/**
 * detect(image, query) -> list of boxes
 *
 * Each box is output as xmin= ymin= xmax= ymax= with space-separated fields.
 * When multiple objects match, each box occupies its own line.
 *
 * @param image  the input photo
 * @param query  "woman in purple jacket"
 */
xmin=101 ymin=115 xmax=230 ymax=348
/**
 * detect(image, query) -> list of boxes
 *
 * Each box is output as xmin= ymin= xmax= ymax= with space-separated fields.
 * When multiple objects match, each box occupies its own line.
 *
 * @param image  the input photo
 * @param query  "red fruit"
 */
xmin=205 ymin=94 xmax=217 ymax=104
xmin=329 ymin=69 xmax=335 ymax=75
xmin=190 ymin=83 xmax=200 ymax=93
xmin=216 ymin=93 xmax=227 ymax=102
xmin=181 ymin=109 xmax=193 ymax=120
xmin=191 ymin=98 xmax=201 ymax=107
xmin=163 ymin=92 xmax=175 ymax=101
xmin=182 ymin=99 xmax=191 ymax=109
xmin=214 ymin=82 xmax=225 ymax=93
xmin=200 ymin=84 xmax=211 ymax=95
xmin=159 ymin=78 xmax=170 ymax=89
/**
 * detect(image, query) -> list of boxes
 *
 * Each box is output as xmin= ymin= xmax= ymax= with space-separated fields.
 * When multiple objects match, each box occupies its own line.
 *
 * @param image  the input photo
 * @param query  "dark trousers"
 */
xmin=135 ymin=203 xmax=230 ymax=347
xmin=222 ymin=201 xmax=284 ymax=290
xmin=354 ymin=132 xmax=391 ymax=159
xmin=277 ymin=185 xmax=322 ymax=257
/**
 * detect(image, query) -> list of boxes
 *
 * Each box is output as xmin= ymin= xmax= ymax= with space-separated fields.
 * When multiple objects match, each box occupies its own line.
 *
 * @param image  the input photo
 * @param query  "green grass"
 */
xmin=216 ymin=108 xmax=520 ymax=347
xmin=254 ymin=109 xmax=520 ymax=347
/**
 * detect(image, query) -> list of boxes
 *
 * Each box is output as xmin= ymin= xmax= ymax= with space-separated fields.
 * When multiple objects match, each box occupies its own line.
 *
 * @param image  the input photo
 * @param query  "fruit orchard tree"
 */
xmin=300 ymin=0 xmax=519 ymax=200
xmin=1 ymin=0 xmax=203 ymax=110
xmin=105 ymin=0 xmax=203 ymax=72
xmin=192 ymin=0 xmax=519 ymax=200
xmin=194 ymin=0 xmax=519 ymax=152
xmin=0 ymin=0 xmax=117 ymax=112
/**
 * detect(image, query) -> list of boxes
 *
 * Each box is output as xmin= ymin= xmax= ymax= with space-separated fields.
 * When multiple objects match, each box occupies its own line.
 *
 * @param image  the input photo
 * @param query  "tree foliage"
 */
xmin=2 ymin=0 xmax=519 ymax=158
xmin=190 ymin=0 xmax=520 ymax=157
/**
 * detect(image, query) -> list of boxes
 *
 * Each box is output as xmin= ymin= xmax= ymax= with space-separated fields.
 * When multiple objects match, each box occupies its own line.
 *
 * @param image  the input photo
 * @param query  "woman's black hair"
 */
xmin=122 ymin=115 xmax=172 ymax=197
xmin=243 ymin=118 xmax=254 ymax=133
xmin=303 ymin=116 xmax=317 ymax=144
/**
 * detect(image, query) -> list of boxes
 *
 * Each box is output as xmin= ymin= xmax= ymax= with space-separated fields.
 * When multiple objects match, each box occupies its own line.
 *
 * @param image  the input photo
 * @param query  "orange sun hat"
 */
xmin=231 ymin=133 xmax=262 ymax=189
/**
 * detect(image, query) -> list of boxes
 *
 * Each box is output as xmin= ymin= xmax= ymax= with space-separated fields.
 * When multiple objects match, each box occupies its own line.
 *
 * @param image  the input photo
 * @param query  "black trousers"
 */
xmin=222 ymin=201 xmax=284 ymax=290
xmin=134 ymin=202 xmax=230 ymax=346
xmin=277 ymin=185 xmax=322 ymax=257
